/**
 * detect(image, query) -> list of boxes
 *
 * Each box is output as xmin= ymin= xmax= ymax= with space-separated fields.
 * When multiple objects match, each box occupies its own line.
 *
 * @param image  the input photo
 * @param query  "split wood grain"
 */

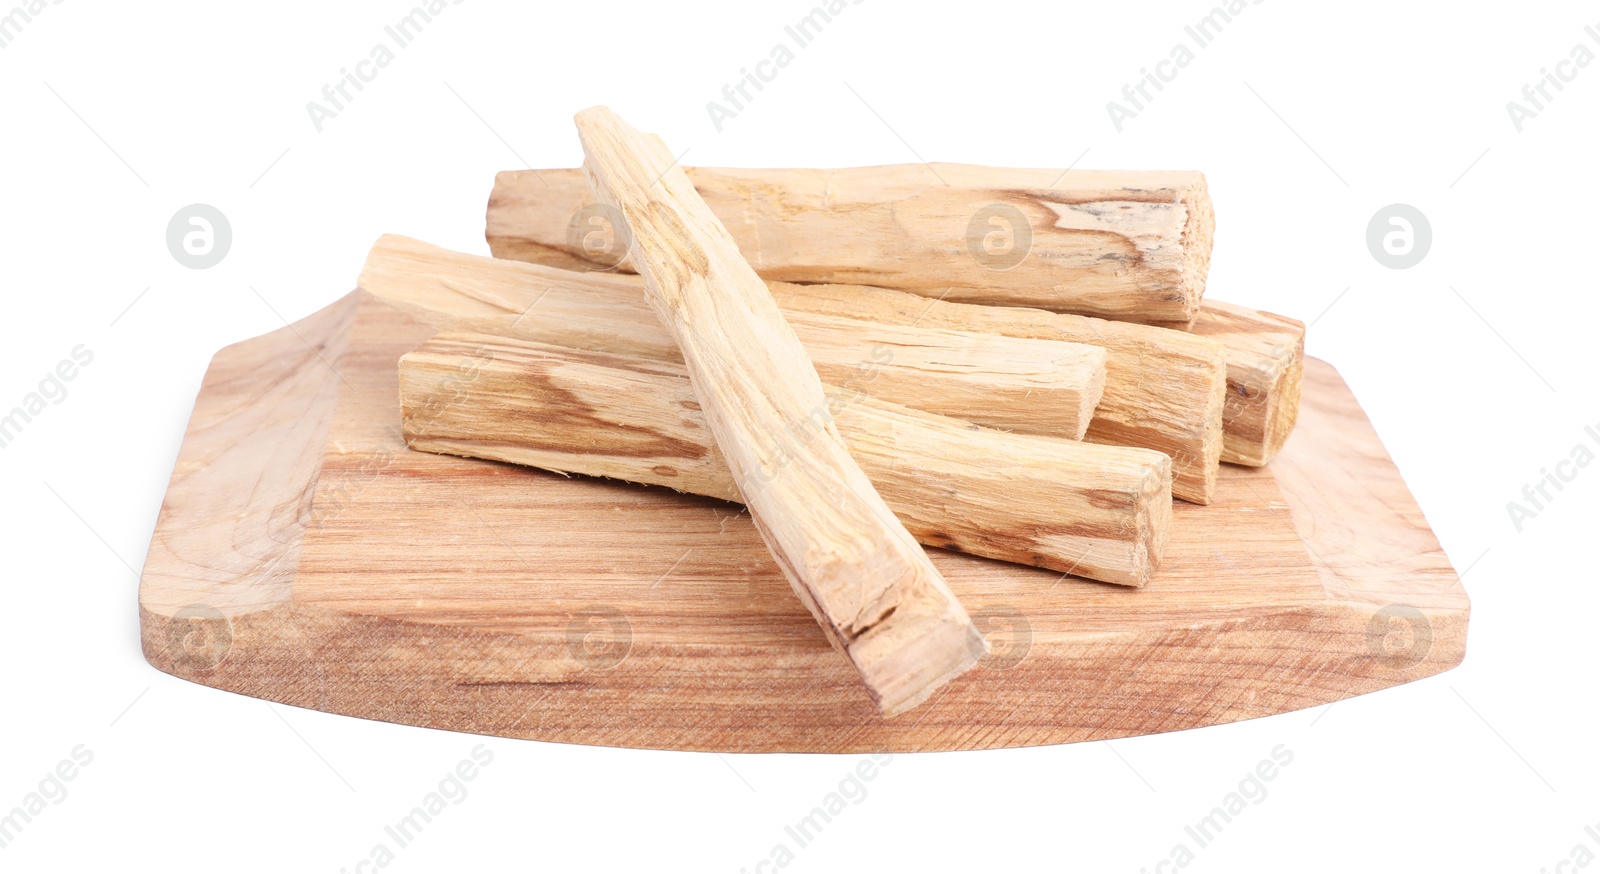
xmin=766 ymin=283 xmax=1231 ymax=504
xmin=361 ymin=235 xmax=1108 ymax=441
xmin=774 ymin=288 xmax=1306 ymax=470
xmin=574 ymin=106 xmax=984 ymax=716
xmin=361 ymin=234 xmax=1226 ymax=501
xmin=140 ymin=289 xmax=1470 ymax=752
xmin=488 ymin=164 xmax=1215 ymax=324
xmin=487 ymin=170 xmax=1305 ymax=467
xmin=1189 ymin=300 xmax=1305 ymax=466
xmin=400 ymin=333 xmax=1173 ymax=586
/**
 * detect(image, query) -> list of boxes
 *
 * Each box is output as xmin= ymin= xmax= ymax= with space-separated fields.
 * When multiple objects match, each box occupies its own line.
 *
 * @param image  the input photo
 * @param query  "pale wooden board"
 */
xmin=139 ymin=291 xmax=1469 ymax=752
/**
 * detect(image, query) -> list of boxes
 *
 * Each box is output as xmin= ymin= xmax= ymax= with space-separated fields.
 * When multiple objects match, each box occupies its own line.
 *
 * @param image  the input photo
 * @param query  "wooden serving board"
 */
xmin=139 ymin=291 xmax=1469 ymax=752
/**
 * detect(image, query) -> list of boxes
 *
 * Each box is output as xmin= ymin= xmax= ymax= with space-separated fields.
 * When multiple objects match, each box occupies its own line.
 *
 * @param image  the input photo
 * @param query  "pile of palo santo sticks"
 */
xmin=356 ymin=106 xmax=1306 ymax=716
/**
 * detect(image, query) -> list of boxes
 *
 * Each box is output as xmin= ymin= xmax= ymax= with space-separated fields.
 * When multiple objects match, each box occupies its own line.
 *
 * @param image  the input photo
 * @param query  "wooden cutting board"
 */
xmin=139 ymin=291 xmax=1469 ymax=752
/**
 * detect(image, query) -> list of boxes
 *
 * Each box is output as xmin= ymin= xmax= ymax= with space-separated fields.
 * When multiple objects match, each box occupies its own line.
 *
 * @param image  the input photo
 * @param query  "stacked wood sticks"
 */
xmin=358 ymin=106 xmax=1306 ymax=715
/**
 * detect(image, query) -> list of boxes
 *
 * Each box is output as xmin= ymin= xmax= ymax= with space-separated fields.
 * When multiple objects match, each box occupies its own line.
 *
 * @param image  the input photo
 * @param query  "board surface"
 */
xmin=139 ymin=291 xmax=1469 ymax=752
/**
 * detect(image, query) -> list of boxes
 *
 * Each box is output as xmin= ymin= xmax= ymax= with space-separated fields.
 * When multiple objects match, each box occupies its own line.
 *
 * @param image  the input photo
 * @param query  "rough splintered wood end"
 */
xmin=762 ymin=280 xmax=1229 ymax=504
xmin=140 ymin=287 xmax=1468 ymax=750
xmin=1179 ymin=172 xmax=1217 ymax=326
xmin=573 ymin=105 xmax=986 ymax=716
xmin=1192 ymin=300 xmax=1306 ymax=466
xmin=487 ymin=163 xmax=1217 ymax=324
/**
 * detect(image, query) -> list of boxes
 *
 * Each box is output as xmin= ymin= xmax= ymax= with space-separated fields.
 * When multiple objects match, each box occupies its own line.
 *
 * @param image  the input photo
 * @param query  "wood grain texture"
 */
xmin=365 ymin=234 xmax=1220 ymax=499
xmin=1190 ymin=300 xmax=1305 ymax=466
xmin=765 ymin=282 xmax=1228 ymax=504
xmin=575 ymin=106 xmax=982 ymax=715
xmin=139 ymin=291 xmax=1468 ymax=751
xmin=362 ymin=235 xmax=1108 ymax=442
xmin=400 ymin=333 xmax=1171 ymax=585
xmin=487 ymin=178 xmax=1302 ymax=468
xmin=488 ymin=164 xmax=1214 ymax=324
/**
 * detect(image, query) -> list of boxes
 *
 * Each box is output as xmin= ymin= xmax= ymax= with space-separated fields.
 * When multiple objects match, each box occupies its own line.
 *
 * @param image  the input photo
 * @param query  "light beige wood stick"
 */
xmin=360 ymin=234 xmax=1223 ymax=501
xmin=1189 ymin=300 xmax=1305 ymax=466
xmin=488 ymin=170 xmax=1305 ymax=467
xmin=774 ymin=288 xmax=1306 ymax=470
xmin=361 ymin=235 xmax=1108 ymax=441
xmin=574 ymin=106 xmax=984 ymax=716
xmin=488 ymin=164 xmax=1214 ymax=325
xmin=400 ymin=333 xmax=1173 ymax=586
xmin=765 ymin=283 xmax=1229 ymax=503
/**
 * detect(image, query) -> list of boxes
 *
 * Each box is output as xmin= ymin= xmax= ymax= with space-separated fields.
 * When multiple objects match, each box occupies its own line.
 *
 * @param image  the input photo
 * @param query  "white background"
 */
xmin=2 ymin=1 xmax=1597 ymax=870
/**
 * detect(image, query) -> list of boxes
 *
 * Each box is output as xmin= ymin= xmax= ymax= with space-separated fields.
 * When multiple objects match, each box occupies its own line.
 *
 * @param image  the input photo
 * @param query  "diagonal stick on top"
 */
xmin=573 ymin=106 xmax=986 ymax=716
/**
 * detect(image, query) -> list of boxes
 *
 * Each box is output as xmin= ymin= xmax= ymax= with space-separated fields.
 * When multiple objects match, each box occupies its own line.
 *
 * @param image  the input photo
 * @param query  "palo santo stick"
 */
xmin=574 ymin=106 xmax=984 ymax=716
xmin=361 ymin=234 xmax=1221 ymax=502
xmin=1189 ymin=300 xmax=1305 ymax=466
xmin=489 ymin=164 xmax=1214 ymax=324
xmin=488 ymin=171 xmax=1304 ymax=467
xmin=360 ymin=234 xmax=1109 ymax=440
xmin=400 ymin=333 xmax=1173 ymax=587
xmin=765 ymin=283 xmax=1228 ymax=504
